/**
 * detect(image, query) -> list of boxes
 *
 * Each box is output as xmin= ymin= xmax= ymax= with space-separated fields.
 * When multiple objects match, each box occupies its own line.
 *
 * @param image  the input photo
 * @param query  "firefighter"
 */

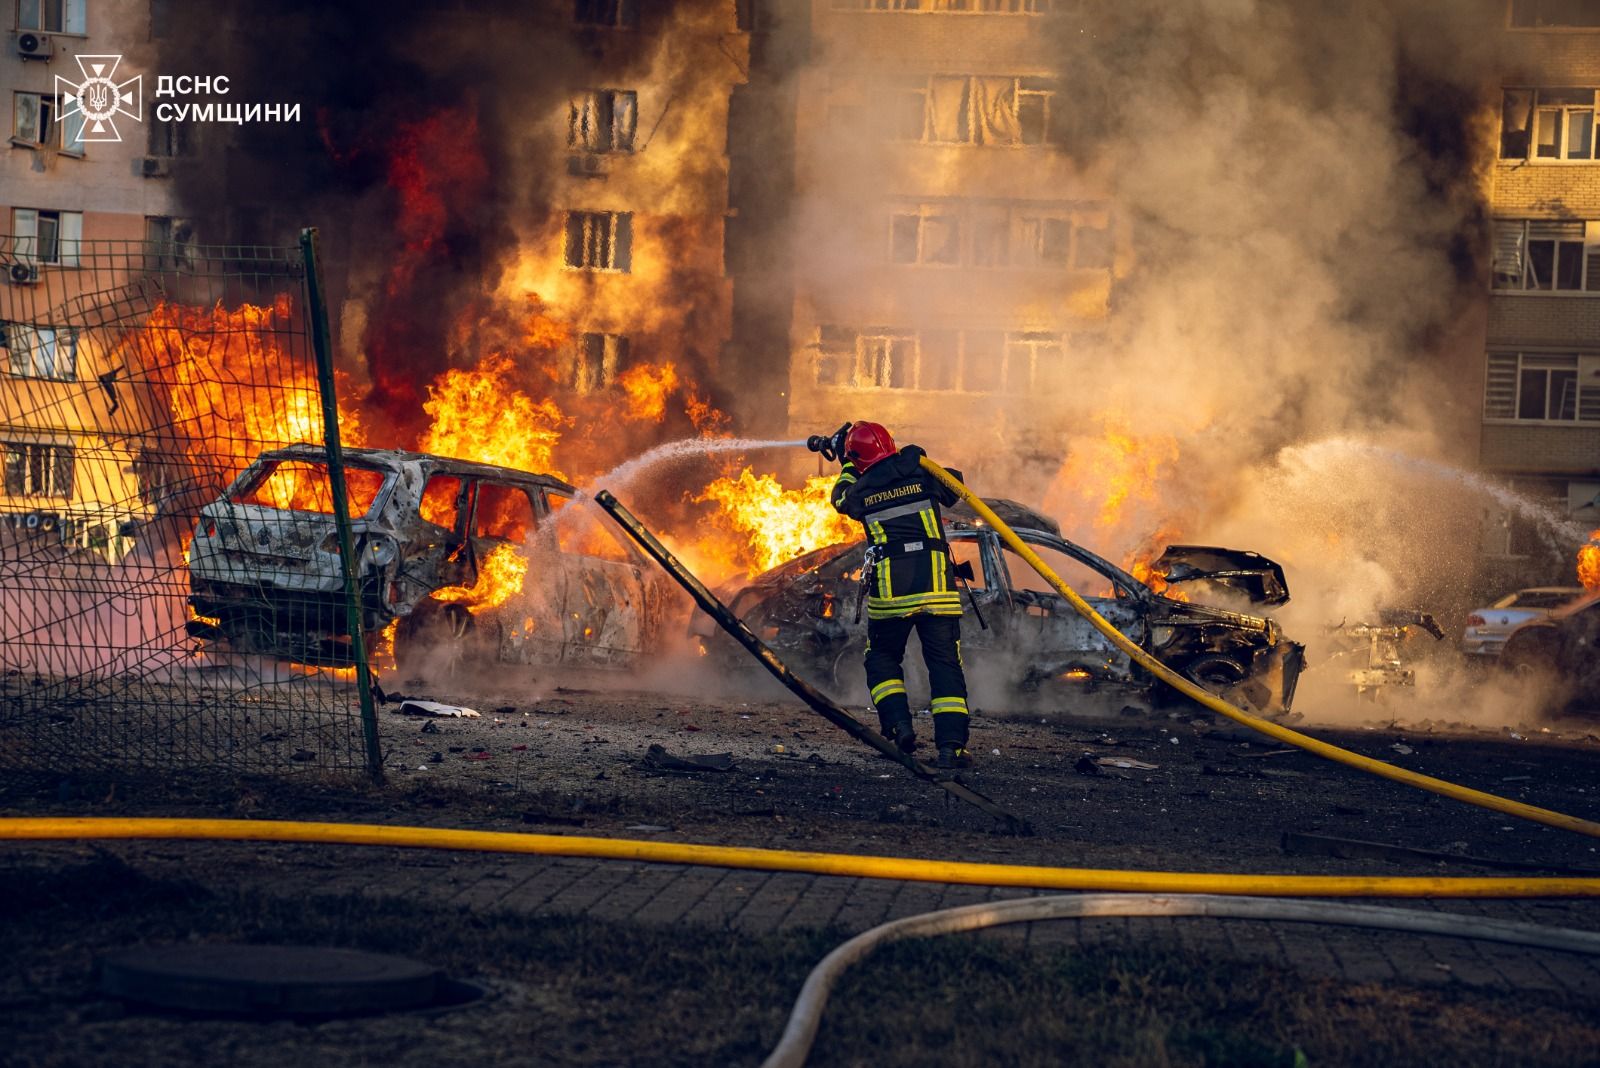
xmin=827 ymin=422 xmax=972 ymax=769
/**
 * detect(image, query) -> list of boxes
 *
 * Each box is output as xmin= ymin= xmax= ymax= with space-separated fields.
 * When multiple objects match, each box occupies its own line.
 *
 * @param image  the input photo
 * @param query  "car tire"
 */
xmin=395 ymin=603 xmax=501 ymax=680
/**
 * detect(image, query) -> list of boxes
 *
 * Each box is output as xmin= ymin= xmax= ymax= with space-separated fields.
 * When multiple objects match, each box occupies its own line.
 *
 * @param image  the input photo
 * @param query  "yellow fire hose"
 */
xmin=917 ymin=456 xmax=1600 ymax=841
xmin=4 ymin=816 xmax=1600 ymax=897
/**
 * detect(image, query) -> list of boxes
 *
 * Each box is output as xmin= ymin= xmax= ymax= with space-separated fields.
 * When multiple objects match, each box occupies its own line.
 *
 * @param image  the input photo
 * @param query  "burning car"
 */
xmin=695 ymin=500 xmax=1305 ymax=715
xmin=1498 ymin=588 xmax=1600 ymax=710
xmin=187 ymin=445 xmax=675 ymax=672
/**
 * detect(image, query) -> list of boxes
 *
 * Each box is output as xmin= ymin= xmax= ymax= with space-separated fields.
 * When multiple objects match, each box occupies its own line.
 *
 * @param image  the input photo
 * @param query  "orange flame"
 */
xmin=617 ymin=362 xmax=680 ymax=422
xmin=432 ymin=542 xmax=529 ymax=615
xmin=1580 ymin=531 xmax=1600 ymax=592
xmin=695 ymin=468 xmax=858 ymax=576
xmin=418 ymin=352 xmax=567 ymax=477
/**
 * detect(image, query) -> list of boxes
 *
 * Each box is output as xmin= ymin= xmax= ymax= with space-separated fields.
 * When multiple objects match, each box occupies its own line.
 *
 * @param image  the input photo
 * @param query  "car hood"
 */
xmin=1150 ymin=545 xmax=1290 ymax=606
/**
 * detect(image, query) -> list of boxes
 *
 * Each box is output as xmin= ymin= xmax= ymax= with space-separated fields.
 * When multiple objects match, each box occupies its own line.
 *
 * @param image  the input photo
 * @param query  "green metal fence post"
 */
xmin=300 ymin=227 xmax=384 ymax=783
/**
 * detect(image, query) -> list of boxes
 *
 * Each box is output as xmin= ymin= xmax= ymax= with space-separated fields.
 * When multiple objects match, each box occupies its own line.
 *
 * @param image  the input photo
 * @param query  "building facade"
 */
xmin=1483 ymin=0 xmax=1600 ymax=574
xmin=1 ymin=0 xmax=181 ymax=559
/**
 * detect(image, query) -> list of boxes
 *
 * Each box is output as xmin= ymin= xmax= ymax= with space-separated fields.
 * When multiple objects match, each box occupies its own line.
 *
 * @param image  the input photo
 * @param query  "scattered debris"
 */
xmin=400 ymin=700 xmax=481 ymax=719
xmin=1095 ymin=757 xmax=1160 ymax=771
xmin=1390 ymin=743 xmax=1414 ymax=755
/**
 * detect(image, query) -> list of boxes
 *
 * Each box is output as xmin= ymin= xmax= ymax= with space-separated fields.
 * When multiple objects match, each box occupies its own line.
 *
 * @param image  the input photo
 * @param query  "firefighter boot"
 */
xmin=933 ymin=712 xmax=972 ymax=769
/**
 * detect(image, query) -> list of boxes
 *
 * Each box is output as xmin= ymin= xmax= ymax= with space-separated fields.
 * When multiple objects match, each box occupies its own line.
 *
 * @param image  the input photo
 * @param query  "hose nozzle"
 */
xmin=806 ymin=423 xmax=852 ymax=464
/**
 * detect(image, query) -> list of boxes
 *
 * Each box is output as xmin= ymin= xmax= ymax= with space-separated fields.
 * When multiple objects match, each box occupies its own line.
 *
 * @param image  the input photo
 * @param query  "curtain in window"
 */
xmin=974 ymin=77 xmax=1021 ymax=145
xmin=927 ymin=77 xmax=970 ymax=143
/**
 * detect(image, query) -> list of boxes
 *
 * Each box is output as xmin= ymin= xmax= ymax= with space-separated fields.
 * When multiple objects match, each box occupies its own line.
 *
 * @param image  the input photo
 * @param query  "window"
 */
xmin=146 ymin=109 xmax=192 ymax=158
xmin=473 ymin=482 xmax=537 ymax=542
xmin=2 ymin=323 xmax=77 ymax=380
xmin=564 ymin=211 xmax=632 ymax=271
xmin=1509 ymin=0 xmax=1600 ymax=27
xmin=1502 ymin=88 xmax=1600 ymax=160
xmin=857 ymin=330 xmax=917 ymax=388
xmin=888 ymin=204 xmax=959 ymax=265
xmin=229 ymin=461 xmax=386 ymax=516
xmin=971 ymin=205 xmax=1009 ymax=266
xmin=12 ymin=208 xmax=82 ymax=266
xmin=145 ymin=216 xmax=195 ymax=271
xmin=12 ymin=92 xmax=84 ymax=153
xmin=568 ymin=90 xmax=637 ymax=154
xmin=1000 ymin=332 xmax=1063 ymax=392
xmin=879 ymin=75 xmax=1061 ymax=146
xmin=1484 ymin=352 xmax=1600 ymax=422
xmin=419 ymin=474 xmax=464 ymax=530
xmin=17 ymin=0 xmax=86 ymax=33
xmin=1018 ymin=215 xmax=1072 ymax=266
xmin=1493 ymin=220 xmax=1600 ymax=290
xmin=567 ymin=332 xmax=629 ymax=392
xmin=574 ymin=0 xmax=637 ymax=27
xmin=548 ymin=492 xmax=632 ymax=561
xmin=2 ymin=441 xmax=74 ymax=498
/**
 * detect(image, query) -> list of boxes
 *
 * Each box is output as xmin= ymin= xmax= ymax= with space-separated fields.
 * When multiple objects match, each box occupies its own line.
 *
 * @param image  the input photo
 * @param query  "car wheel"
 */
xmin=396 ymin=603 xmax=501 ymax=680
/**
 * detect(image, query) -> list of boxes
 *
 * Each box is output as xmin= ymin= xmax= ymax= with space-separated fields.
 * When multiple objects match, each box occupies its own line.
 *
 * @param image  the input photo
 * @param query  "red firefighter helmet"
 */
xmin=844 ymin=422 xmax=896 ymax=471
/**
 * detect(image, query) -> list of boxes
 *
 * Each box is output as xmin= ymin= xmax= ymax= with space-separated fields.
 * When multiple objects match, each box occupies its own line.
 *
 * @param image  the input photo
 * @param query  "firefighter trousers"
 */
xmin=864 ymin=613 xmax=969 ymax=747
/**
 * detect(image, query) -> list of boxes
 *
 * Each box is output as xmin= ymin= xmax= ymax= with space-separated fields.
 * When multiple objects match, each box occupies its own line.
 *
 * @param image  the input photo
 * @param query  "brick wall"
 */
xmin=1486 ymin=293 xmax=1600 ymax=343
xmin=1480 ymin=422 xmax=1600 ymax=472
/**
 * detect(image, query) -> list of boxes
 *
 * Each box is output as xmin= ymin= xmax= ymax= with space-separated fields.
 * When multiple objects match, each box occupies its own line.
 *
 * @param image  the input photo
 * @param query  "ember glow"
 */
xmin=695 ymin=468 xmax=858 ymax=576
xmin=432 ymin=542 xmax=529 ymax=616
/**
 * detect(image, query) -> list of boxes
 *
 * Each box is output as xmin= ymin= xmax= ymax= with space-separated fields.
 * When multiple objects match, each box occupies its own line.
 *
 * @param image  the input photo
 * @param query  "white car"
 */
xmin=1462 ymin=587 xmax=1584 ymax=658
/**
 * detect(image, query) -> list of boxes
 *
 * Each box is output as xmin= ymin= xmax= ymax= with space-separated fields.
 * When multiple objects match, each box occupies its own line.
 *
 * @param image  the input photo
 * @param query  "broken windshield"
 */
xmin=229 ymin=460 xmax=388 ymax=518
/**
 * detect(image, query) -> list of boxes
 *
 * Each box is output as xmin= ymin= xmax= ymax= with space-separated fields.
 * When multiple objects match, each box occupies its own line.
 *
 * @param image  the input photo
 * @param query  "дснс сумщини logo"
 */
xmin=56 ymin=54 xmax=142 ymax=144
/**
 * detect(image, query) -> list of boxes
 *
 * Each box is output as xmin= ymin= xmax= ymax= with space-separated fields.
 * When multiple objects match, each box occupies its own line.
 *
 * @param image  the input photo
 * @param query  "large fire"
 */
xmin=418 ymin=352 xmax=568 ymax=478
xmin=695 ymin=468 xmax=858 ymax=576
xmin=431 ymin=542 xmax=530 ymax=615
xmin=1580 ymin=531 xmax=1600 ymax=592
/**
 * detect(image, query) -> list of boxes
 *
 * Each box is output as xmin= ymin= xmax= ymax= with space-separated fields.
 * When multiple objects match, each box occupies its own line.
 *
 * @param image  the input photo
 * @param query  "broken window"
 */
xmin=1504 ymin=88 xmax=1600 ymax=161
xmin=971 ymin=205 xmax=1010 ymax=266
xmin=3 ymin=324 xmax=77 ymax=380
xmin=927 ymin=76 xmax=973 ymax=143
xmin=1510 ymin=0 xmax=1600 ymax=27
xmin=888 ymin=204 xmax=959 ymax=265
xmin=228 ymin=461 xmax=385 ymax=516
xmin=1002 ymin=332 xmax=1062 ymax=392
xmin=17 ymin=0 xmax=86 ymax=32
xmin=147 ymin=107 xmax=192 ymax=158
xmin=857 ymin=330 xmax=917 ymax=388
xmin=145 ymin=216 xmax=196 ymax=271
xmin=474 ymin=482 xmax=537 ymax=543
xmin=12 ymin=93 xmax=82 ymax=152
xmin=948 ymin=537 xmax=989 ymax=588
xmin=548 ymin=492 xmax=632 ymax=561
xmin=567 ymin=332 xmax=628 ymax=393
xmin=568 ymin=90 xmax=638 ymax=154
xmin=879 ymin=76 xmax=930 ymax=141
xmin=11 ymin=208 xmax=82 ymax=267
xmin=2 ymin=441 xmax=73 ymax=498
xmin=420 ymin=474 xmax=464 ymax=530
xmin=564 ymin=211 xmax=632 ymax=271
xmin=1485 ymin=352 xmax=1600 ymax=422
xmin=1018 ymin=215 xmax=1071 ymax=266
xmin=1492 ymin=219 xmax=1600 ymax=290
xmin=574 ymin=0 xmax=637 ymax=28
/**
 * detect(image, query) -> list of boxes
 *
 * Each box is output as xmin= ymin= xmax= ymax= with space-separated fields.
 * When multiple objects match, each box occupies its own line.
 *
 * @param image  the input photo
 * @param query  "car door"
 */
xmin=460 ymin=477 xmax=565 ymax=665
xmin=543 ymin=490 xmax=649 ymax=665
xmin=991 ymin=532 xmax=1148 ymax=681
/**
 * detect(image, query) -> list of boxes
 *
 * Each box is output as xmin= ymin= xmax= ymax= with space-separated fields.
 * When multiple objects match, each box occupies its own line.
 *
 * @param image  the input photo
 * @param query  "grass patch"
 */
xmin=1 ymin=858 xmax=1595 ymax=1067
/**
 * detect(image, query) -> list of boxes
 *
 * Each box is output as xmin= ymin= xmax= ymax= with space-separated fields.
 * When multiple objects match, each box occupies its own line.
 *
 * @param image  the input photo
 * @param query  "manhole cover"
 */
xmin=99 ymin=944 xmax=443 ymax=1016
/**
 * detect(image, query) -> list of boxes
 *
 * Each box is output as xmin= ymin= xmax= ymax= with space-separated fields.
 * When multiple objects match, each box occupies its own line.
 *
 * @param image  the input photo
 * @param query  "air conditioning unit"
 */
xmin=9 ymin=263 xmax=40 ymax=285
xmin=566 ymin=153 xmax=608 ymax=179
xmin=13 ymin=32 xmax=53 ymax=60
xmin=141 ymin=157 xmax=171 ymax=178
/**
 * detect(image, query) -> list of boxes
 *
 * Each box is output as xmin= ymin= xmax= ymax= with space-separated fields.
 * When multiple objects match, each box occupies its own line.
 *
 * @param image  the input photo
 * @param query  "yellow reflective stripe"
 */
xmin=931 ymin=697 xmax=969 ymax=715
xmin=871 ymin=679 xmax=907 ymax=702
xmin=934 ymin=550 xmax=946 ymax=593
xmin=867 ymin=602 xmax=963 ymax=619
xmin=868 ymin=520 xmax=887 ymax=546
xmin=919 ymin=507 xmax=937 ymax=539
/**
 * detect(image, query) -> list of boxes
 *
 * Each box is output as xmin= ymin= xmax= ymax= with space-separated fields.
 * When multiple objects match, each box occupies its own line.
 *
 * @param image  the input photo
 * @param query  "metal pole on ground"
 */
xmin=594 ymin=489 xmax=1030 ymax=835
xmin=300 ymin=226 xmax=383 ymax=784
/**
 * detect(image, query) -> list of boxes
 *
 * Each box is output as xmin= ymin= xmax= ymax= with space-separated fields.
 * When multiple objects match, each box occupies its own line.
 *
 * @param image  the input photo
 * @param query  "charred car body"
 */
xmin=697 ymin=500 xmax=1306 ymax=715
xmin=1499 ymin=588 xmax=1600 ymax=710
xmin=187 ymin=445 xmax=674 ymax=670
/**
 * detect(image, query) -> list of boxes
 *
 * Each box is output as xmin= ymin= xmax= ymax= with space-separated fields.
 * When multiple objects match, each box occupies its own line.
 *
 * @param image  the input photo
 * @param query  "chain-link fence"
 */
xmin=0 ymin=233 xmax=381 ymax=781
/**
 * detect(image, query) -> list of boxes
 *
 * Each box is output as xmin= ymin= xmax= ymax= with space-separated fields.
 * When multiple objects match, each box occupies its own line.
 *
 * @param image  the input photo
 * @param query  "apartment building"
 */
xmin=1483 ymin=0 xmax=1600 ymax=574
xmin=756 ymin=0 xmax=1118 ymax=461
xmin=1 ymin=0 xmax=182 ymax=559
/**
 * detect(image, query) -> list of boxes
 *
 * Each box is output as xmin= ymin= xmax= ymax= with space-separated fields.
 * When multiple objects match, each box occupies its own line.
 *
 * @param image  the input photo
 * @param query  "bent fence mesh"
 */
xmin=0 ymin=238 xmax=379 ymax=780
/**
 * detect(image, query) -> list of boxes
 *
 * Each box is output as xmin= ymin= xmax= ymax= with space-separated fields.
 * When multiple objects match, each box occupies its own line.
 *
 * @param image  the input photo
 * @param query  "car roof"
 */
xmin=259 ymin=443 xmax=578 ymax=495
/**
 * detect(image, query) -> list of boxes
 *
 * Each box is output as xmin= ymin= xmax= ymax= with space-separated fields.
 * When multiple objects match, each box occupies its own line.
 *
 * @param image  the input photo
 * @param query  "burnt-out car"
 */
xmin=694 ymin=500 xmax=1305 ymax=715
xmin=187 ymin=445 xmax=674 ymax=671
xmin=1499 ymin=588 xmax=1600 ymax=710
